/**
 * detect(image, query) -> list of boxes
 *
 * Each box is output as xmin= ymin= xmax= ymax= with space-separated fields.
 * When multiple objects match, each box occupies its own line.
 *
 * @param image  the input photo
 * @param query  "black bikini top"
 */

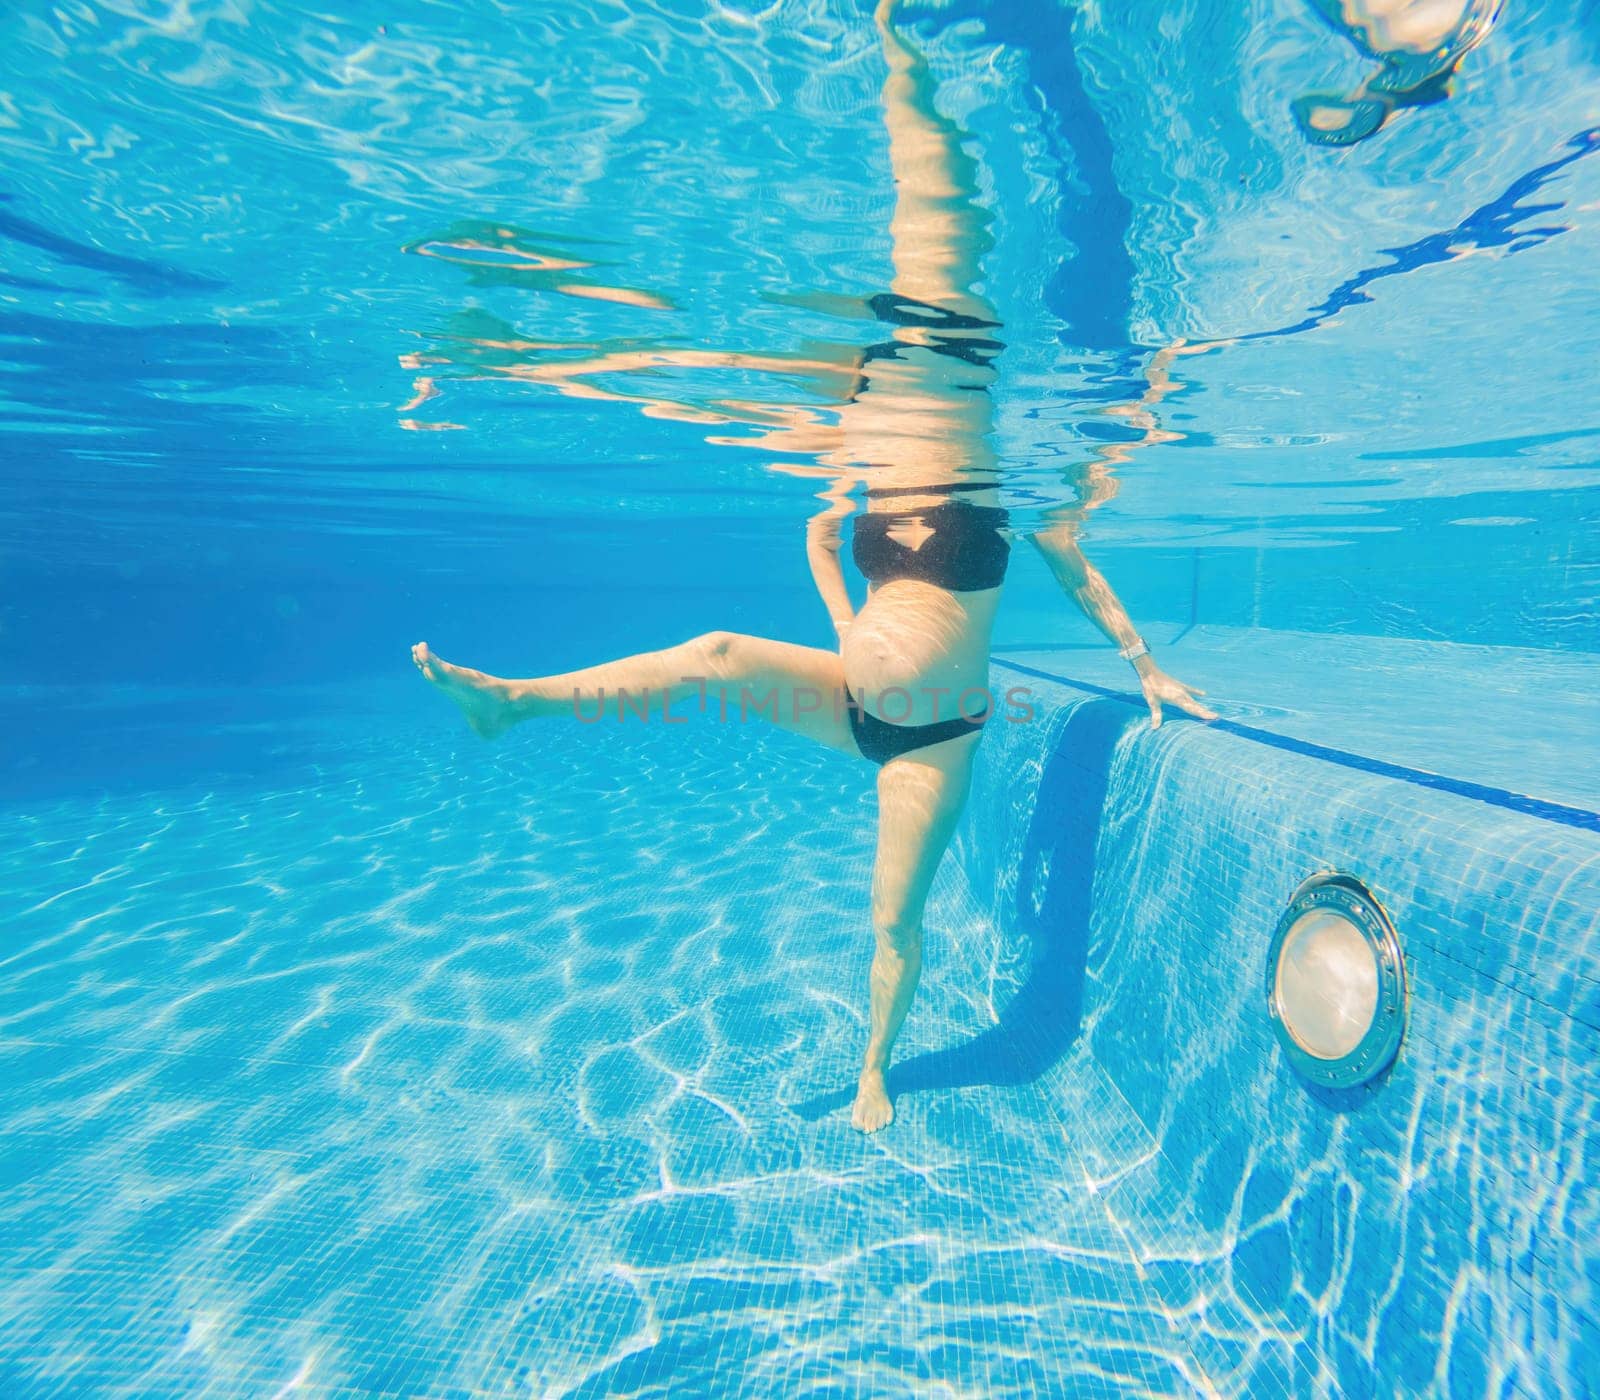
xmin=852 ymin=481 xmax=1011 ymax=594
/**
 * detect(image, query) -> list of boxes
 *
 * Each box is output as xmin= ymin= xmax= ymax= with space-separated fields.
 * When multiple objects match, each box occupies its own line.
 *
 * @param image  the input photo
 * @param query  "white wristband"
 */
xmin=1120 ymin=637 xmax=1149 ymax=663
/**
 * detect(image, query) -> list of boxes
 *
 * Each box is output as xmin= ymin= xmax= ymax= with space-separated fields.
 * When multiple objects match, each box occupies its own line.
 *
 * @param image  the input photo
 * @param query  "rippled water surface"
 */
xmin=5 ymin=0 xmax=1597 ymax=657
xmin=3 ymin=0 xmax=1599 ymax=1395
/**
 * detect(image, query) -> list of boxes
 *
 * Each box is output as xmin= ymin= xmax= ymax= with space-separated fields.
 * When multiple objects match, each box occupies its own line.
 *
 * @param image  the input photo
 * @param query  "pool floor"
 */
xmin=0 ymin=700 xmax=1271 ymax=1397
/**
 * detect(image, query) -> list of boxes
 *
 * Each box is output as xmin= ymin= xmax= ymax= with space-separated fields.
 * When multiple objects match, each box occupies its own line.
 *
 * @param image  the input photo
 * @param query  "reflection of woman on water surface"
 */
xmin=411 ymin=3 xmax=1214 ymax=1133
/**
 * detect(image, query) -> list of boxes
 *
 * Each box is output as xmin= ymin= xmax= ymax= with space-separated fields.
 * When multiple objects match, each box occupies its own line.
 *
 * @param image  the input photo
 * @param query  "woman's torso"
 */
xmin=832 ymin=304 xmax=1011 ymax=728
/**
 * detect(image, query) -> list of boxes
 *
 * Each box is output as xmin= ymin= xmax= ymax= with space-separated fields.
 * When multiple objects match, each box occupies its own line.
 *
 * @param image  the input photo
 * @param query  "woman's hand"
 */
xmin=1135 ymin=663 xmax=1217 ymax=730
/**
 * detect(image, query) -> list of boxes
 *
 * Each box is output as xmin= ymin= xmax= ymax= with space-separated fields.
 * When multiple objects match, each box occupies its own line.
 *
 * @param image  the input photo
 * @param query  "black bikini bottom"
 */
xmin=845 ymin=687 xmax=988 ymax=765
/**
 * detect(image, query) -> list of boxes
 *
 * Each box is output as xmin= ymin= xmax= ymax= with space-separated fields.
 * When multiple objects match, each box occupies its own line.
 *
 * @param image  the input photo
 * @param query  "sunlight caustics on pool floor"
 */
xmin=3 ymin=711 xmax=1287 ymax=1398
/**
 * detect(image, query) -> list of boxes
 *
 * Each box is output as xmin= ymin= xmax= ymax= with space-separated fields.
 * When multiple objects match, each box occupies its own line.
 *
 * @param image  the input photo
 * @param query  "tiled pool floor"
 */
xmin=2 ymin=702 xmax=1238 ymax=1398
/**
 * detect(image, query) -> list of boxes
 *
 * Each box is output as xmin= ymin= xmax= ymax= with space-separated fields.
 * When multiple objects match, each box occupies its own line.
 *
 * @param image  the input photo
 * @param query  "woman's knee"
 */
xmin=871 ymin=901 xmax=922 ymax=955
xmin=685 ymin=630 xmax=743 ymax=681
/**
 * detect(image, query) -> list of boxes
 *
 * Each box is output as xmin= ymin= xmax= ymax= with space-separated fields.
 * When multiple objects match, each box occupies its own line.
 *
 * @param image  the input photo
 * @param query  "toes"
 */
xmin=851 ymin=1087 xmax=894 ymax=1133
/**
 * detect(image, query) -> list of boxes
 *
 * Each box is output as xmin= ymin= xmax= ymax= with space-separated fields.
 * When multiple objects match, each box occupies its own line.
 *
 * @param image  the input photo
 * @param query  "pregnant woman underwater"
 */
xmin=411 ymin=3 xmax=1214 ymax=1132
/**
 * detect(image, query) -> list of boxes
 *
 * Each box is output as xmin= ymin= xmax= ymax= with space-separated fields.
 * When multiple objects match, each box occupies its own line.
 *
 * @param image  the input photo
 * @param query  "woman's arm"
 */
xmin=1028 ymin=522 xmax=1216 ymax=730
xmin=1025 ymin=336 xmax=1224 ymax=727
xmin=806 ymin=487 xmax=859 ymax=641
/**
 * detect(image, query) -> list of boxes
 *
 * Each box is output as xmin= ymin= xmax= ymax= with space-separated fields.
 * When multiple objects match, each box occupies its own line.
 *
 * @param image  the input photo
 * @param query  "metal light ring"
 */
xmin=1265 ymin=871 xmax=1408 ymax=1089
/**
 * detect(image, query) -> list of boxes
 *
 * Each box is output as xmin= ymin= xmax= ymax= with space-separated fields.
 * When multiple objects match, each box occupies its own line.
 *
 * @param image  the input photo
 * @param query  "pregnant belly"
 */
xmin=840 ymin=579 xmax=1000 ymax=725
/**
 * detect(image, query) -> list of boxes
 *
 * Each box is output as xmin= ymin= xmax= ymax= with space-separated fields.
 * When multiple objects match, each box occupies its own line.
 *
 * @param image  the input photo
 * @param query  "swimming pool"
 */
xmin=3 ymin=1 xmax=1597 ymax=1396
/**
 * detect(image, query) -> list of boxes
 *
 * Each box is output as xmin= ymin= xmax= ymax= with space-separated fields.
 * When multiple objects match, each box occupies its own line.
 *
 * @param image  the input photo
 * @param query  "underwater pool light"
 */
xmin=1266 ymin=873 xmax=1406 ymax=1089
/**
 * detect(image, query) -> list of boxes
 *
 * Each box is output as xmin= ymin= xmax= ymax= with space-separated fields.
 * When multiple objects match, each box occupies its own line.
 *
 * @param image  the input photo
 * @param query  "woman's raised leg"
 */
xmin=411 ymin=633 xmax=856 ymax=752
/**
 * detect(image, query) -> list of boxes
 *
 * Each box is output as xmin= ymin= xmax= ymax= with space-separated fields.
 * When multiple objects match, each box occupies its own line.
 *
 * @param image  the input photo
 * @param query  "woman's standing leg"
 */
xmin=853 ymin=733 xmax=977 ymax=1132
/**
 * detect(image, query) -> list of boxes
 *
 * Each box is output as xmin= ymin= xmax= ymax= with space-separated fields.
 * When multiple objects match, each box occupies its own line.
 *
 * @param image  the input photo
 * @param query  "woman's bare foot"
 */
xmin=410 ymin=642 xmax=523 ymax=739
xmin=852 ymin=1070 xmax=894 ymax=1133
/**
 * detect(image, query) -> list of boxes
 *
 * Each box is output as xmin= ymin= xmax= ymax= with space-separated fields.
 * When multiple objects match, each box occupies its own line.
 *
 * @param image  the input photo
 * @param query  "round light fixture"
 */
xmin=1266 ymin=873 xmax=1406 ymax=1088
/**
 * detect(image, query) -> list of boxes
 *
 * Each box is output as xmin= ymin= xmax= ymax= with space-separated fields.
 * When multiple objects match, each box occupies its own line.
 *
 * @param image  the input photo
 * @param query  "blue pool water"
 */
xmin=4 ymin=1 xmax=1599 ymax=1396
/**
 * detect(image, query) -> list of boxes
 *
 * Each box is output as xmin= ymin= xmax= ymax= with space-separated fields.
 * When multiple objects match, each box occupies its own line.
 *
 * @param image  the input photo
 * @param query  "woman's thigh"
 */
xmin=870 ymin=733 xmax=978 ymax=931
xmin=703 ymin=632 xmax=858 ymax=754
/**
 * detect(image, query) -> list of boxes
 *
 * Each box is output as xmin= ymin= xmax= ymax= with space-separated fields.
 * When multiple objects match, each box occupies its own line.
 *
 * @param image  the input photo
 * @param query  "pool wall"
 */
xmin=951 ymin=657 xmax=1600 ymax=1397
